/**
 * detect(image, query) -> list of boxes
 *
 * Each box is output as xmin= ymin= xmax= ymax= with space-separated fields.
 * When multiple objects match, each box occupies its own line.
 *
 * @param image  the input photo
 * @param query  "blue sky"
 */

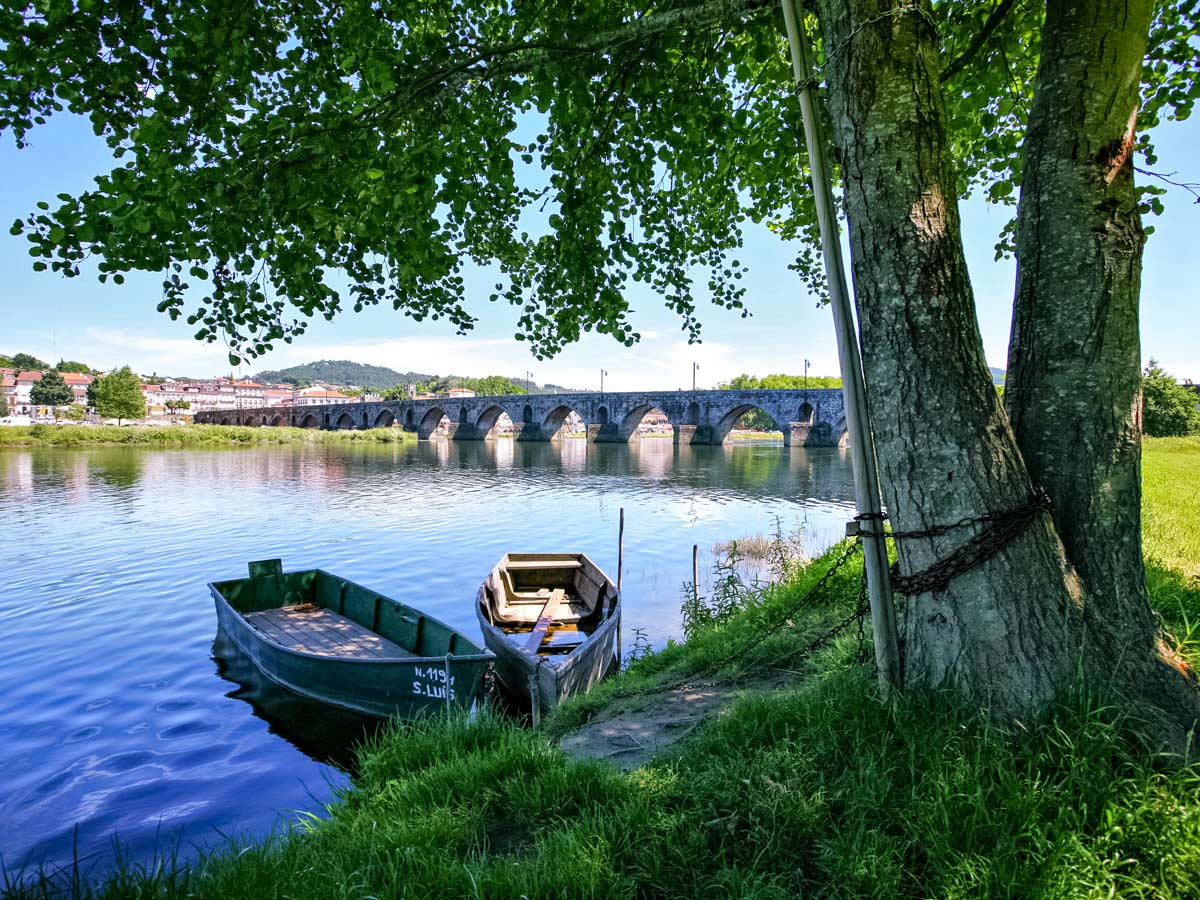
xmin=1 ymin=110 xmax=1196 ymax=391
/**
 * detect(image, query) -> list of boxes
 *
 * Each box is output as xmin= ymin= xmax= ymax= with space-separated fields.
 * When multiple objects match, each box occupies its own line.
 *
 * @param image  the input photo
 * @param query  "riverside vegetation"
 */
xmin=0 ymin=424 xmax=414 ymax=448
xmin=4 ymin=438 xmax=1199 ymax=900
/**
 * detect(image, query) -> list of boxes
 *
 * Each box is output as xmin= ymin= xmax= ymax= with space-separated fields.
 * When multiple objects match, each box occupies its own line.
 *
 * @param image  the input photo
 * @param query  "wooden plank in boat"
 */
xmin=245 ymin=604 xmax=416 ymax=660
xmin=524 ymin=589 xmax=564 ymax=652
xmin=505 ymin=559 xmax=583 ymax=570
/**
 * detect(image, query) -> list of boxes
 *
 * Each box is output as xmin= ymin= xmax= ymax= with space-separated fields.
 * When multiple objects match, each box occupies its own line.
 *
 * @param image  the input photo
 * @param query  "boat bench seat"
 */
xmin=505 ymin=559 xmax=582 ymax=570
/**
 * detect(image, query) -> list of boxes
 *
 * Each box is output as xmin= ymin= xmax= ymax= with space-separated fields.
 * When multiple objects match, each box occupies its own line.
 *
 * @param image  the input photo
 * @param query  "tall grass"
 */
xmin=5 ymin=438 xmax=1198 ymax=899
xmin=0 ymin=424 xmax=414 ymax=448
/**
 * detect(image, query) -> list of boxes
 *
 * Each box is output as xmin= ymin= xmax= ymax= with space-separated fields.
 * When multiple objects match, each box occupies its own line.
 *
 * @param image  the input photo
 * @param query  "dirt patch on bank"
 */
xmin=559 ymin=672 xmax=789 ymax=769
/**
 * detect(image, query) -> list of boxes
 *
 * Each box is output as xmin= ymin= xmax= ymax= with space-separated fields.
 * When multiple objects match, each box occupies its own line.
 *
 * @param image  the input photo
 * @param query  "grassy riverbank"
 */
xmin=0 ymin=424 xmax=414 ymax=448
xmin=7 ymin=439 xmax=1200 ymax=899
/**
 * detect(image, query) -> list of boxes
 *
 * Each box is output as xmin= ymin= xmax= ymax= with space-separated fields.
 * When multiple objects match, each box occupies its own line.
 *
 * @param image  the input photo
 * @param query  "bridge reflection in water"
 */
xmin=197 ymin=388 xmax=849 ymax=448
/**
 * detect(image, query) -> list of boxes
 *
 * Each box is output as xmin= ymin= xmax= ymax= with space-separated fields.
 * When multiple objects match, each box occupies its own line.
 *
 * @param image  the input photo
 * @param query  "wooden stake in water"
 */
xmin=692 ymin=544 xmax=700 ymax=605
xmin=617 ymin=507 xmax=625 ymax=670
xmin=618 ymin=507 xmax=625 ymax=592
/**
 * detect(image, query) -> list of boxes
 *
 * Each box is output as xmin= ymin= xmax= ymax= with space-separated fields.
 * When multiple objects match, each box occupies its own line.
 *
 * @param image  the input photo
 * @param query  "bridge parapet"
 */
xmin=194 ymin=389 xmax=847 ymax=447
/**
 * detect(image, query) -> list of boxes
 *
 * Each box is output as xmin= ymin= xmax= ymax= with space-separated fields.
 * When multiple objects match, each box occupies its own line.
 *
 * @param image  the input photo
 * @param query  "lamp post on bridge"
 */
xmin=692 ymin=362 xmax=699 ymax=392
xmin=600 ymin=369 xmax=607 ymax=393
xmin=804 ymin=358 xmax=810 ymax=391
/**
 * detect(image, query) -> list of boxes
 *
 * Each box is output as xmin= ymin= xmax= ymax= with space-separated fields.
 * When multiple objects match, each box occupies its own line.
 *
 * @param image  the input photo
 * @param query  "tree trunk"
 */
xmin=811 ymin=0 xmax=1198 ymax=749
xmin=1006 ymin=0 xmax=1200 ymax=736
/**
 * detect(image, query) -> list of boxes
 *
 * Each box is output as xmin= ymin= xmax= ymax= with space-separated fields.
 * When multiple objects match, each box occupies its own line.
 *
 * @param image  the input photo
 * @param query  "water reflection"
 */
xmin=0 ymin=437 xmax=854 ymax=876
xmin=212 ymin=630 xmax=383 ymax=772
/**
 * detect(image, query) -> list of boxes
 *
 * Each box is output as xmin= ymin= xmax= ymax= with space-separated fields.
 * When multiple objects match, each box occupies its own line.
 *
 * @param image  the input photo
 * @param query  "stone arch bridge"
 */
xmin=195 ymin=389 xmax=847 ymax=447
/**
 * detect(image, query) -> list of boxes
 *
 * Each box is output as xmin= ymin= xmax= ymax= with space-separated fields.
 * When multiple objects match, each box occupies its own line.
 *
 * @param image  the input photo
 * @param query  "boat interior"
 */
xmin=480 ymin=553 xmax=618 ymax=659
xmin=214 ymin=561 xmax=475 ymax=659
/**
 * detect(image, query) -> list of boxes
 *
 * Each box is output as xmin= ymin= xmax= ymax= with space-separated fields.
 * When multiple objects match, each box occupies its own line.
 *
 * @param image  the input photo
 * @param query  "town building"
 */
xmin=292 ymin=386 xmax=350 ymax=407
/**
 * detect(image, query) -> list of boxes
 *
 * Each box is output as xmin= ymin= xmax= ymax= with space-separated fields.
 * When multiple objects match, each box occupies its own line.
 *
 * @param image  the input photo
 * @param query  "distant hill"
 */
xmin=990 ymin=366 xmax=1006 ymax=385
xmin=254 ymin=360 xmax=432 ymax=389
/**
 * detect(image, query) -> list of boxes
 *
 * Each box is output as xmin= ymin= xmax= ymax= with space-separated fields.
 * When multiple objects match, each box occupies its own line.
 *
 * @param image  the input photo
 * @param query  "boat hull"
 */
xmin=210 ymin=567 xmax=492 ymax=720
xmin=476 ymin=553 xmax=621 ymax=712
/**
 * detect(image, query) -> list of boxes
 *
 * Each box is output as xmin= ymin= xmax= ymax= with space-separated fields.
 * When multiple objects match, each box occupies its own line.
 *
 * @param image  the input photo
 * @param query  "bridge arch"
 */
xmin=334 ymin=411 xmax=357 ymax=430
xmin=619 ymin=403 xmax=673 ymax=441
xmin=798 ymin=401 xmax=814 ymax=424
xmin=373 ymin=408 xmax=396 ymax=429
xmin=217 ymin=415 xmax=233 ymax=426
xmin=417 ymin=406 xmax=448 ymax=440
xmin=596 ymin=405 xmax=609 ymax=426
xmin=475 ymin=405 xmax=512 ymax=440
xmin=684 ymin=400 xmax=701 ymax=426
xmin=298 ymin=412 xmax=320 ymax=429
xmin=522 ymin=404 xmax=534 ymax=425
xmin=713 ymin=403 xmax=780 ymax=443
xmin=405 ymin=408 xmax=415 ymax=428
xmin=541 ymin=404 xmax=582 ymax=441
xmin=270 ymin=413 xmax=287 ymax=427
xmin=458 ymin=406 xmax=468 ymax=425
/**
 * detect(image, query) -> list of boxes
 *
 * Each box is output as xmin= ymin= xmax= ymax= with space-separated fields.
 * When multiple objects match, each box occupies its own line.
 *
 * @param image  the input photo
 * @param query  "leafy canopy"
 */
xmin=1 ymin=352 xmax=50 ymax=371
xmin=28 ymin=368 xmax=75 ymax=406
xmin=3 ymin=0 xmax=1196 ymax=361
xmin=55 ymin=359 xmax=94 ymax=373
xmin=92 ymin=365 xmax=146 ymax=421
xmin=1143 ymin=361 xmax=1200 ymax=437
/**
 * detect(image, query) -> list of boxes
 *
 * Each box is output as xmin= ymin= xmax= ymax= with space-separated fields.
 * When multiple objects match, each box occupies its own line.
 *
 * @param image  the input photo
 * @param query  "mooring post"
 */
xmin=692 ymin=544 xmax=700 ymax=606
xmin=617 ymin=507 xmax=625 ymax=669
xmin=780 ymin=0 xmax=901 ymax=689
xmin=617 ymin=507 xmax=625 ymax=593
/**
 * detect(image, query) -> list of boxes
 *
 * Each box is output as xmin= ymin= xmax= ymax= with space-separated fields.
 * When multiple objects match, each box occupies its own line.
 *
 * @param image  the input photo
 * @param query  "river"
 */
xmin=0 ymin=437 xmax=855 ymax=875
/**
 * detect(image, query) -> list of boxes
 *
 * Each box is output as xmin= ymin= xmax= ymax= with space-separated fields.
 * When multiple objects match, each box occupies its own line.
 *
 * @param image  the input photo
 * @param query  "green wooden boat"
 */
xmin=210 ymin=559 xmax=494 ymax=718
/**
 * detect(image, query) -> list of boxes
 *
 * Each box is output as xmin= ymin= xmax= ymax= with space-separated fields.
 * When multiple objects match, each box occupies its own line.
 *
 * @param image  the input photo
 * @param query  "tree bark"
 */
xmin=812 ymin=0 xmax=1199 ymax=749
xmin=1006 ymin=0 xmax=1200 ymax=737
xmin=814 ymin=0 xmax=1081 ymax=720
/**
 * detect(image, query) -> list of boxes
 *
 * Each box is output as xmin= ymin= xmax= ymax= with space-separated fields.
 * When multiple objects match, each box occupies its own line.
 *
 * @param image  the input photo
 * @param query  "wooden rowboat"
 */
xmin=476 ymin=553 xmax=621 ymax=715
xmin=210 ymin=559 xmax=494 ymax=719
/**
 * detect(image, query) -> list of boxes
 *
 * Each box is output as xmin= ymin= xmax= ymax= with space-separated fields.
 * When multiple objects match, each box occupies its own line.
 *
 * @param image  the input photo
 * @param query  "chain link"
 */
xmin=593 ymin=489 xmax=1049 ymax=707
xmin=856 ymin=488 xmax=1051 ymax=596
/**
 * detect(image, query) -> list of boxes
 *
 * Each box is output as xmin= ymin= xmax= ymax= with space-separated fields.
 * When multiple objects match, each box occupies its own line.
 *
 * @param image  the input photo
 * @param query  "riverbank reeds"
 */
xmin=0 ymin=424 xmax=415 ymax=448
xmin=5 ymin=438 xmax=1199 ymax=899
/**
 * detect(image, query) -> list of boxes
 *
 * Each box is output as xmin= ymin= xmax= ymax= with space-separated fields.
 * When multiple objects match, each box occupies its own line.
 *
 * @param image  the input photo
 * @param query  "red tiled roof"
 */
xmin=61 ymin=373 xmax=93 ymax=385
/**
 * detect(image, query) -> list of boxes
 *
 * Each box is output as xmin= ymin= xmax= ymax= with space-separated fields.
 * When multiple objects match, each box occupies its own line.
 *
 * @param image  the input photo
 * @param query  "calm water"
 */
xmin=0 ymin=437 xmax=855 ymax=875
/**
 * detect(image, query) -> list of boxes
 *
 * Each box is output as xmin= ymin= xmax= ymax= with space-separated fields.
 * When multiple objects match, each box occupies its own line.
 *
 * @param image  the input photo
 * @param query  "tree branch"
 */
xmin=408 ymin=0 xmax=776 ymax=105
xmin=940 ymin=0 xmax=1018 ymax=83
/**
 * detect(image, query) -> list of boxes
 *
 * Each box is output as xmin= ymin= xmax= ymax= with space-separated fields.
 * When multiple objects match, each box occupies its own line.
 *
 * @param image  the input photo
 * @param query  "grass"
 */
xmin=5 ymin=438 xmax=1199 ymax=900
xmin=1143 ymin=437 xmax=1200 ymax=579
xmin=0 ymin=424 xmax=415 ymax=448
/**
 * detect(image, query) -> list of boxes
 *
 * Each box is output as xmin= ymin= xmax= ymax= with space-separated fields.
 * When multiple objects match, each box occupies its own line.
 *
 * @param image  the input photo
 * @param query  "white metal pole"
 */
xmin=780 ymin=0 xmax=900 ymax=689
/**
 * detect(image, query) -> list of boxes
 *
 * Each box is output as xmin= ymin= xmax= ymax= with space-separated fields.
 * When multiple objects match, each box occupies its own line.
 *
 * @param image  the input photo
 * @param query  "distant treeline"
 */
xmin=718 ymin=373 xmax=842 ymax=430
xmin=1 ymin=351 xmax=97 ymax=374
xmin=382 ymin=375 xmax=530 ymax=398
xmin=719 ymin=373 xmax=843 ymax=391
xmin=254 ymin=359 xmax=433 ymax=389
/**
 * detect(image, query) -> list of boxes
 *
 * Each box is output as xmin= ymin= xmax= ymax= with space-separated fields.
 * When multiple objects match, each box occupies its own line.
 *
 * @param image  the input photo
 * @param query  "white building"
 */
xmin=292 ymin=386 xmax=350 ymax=407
